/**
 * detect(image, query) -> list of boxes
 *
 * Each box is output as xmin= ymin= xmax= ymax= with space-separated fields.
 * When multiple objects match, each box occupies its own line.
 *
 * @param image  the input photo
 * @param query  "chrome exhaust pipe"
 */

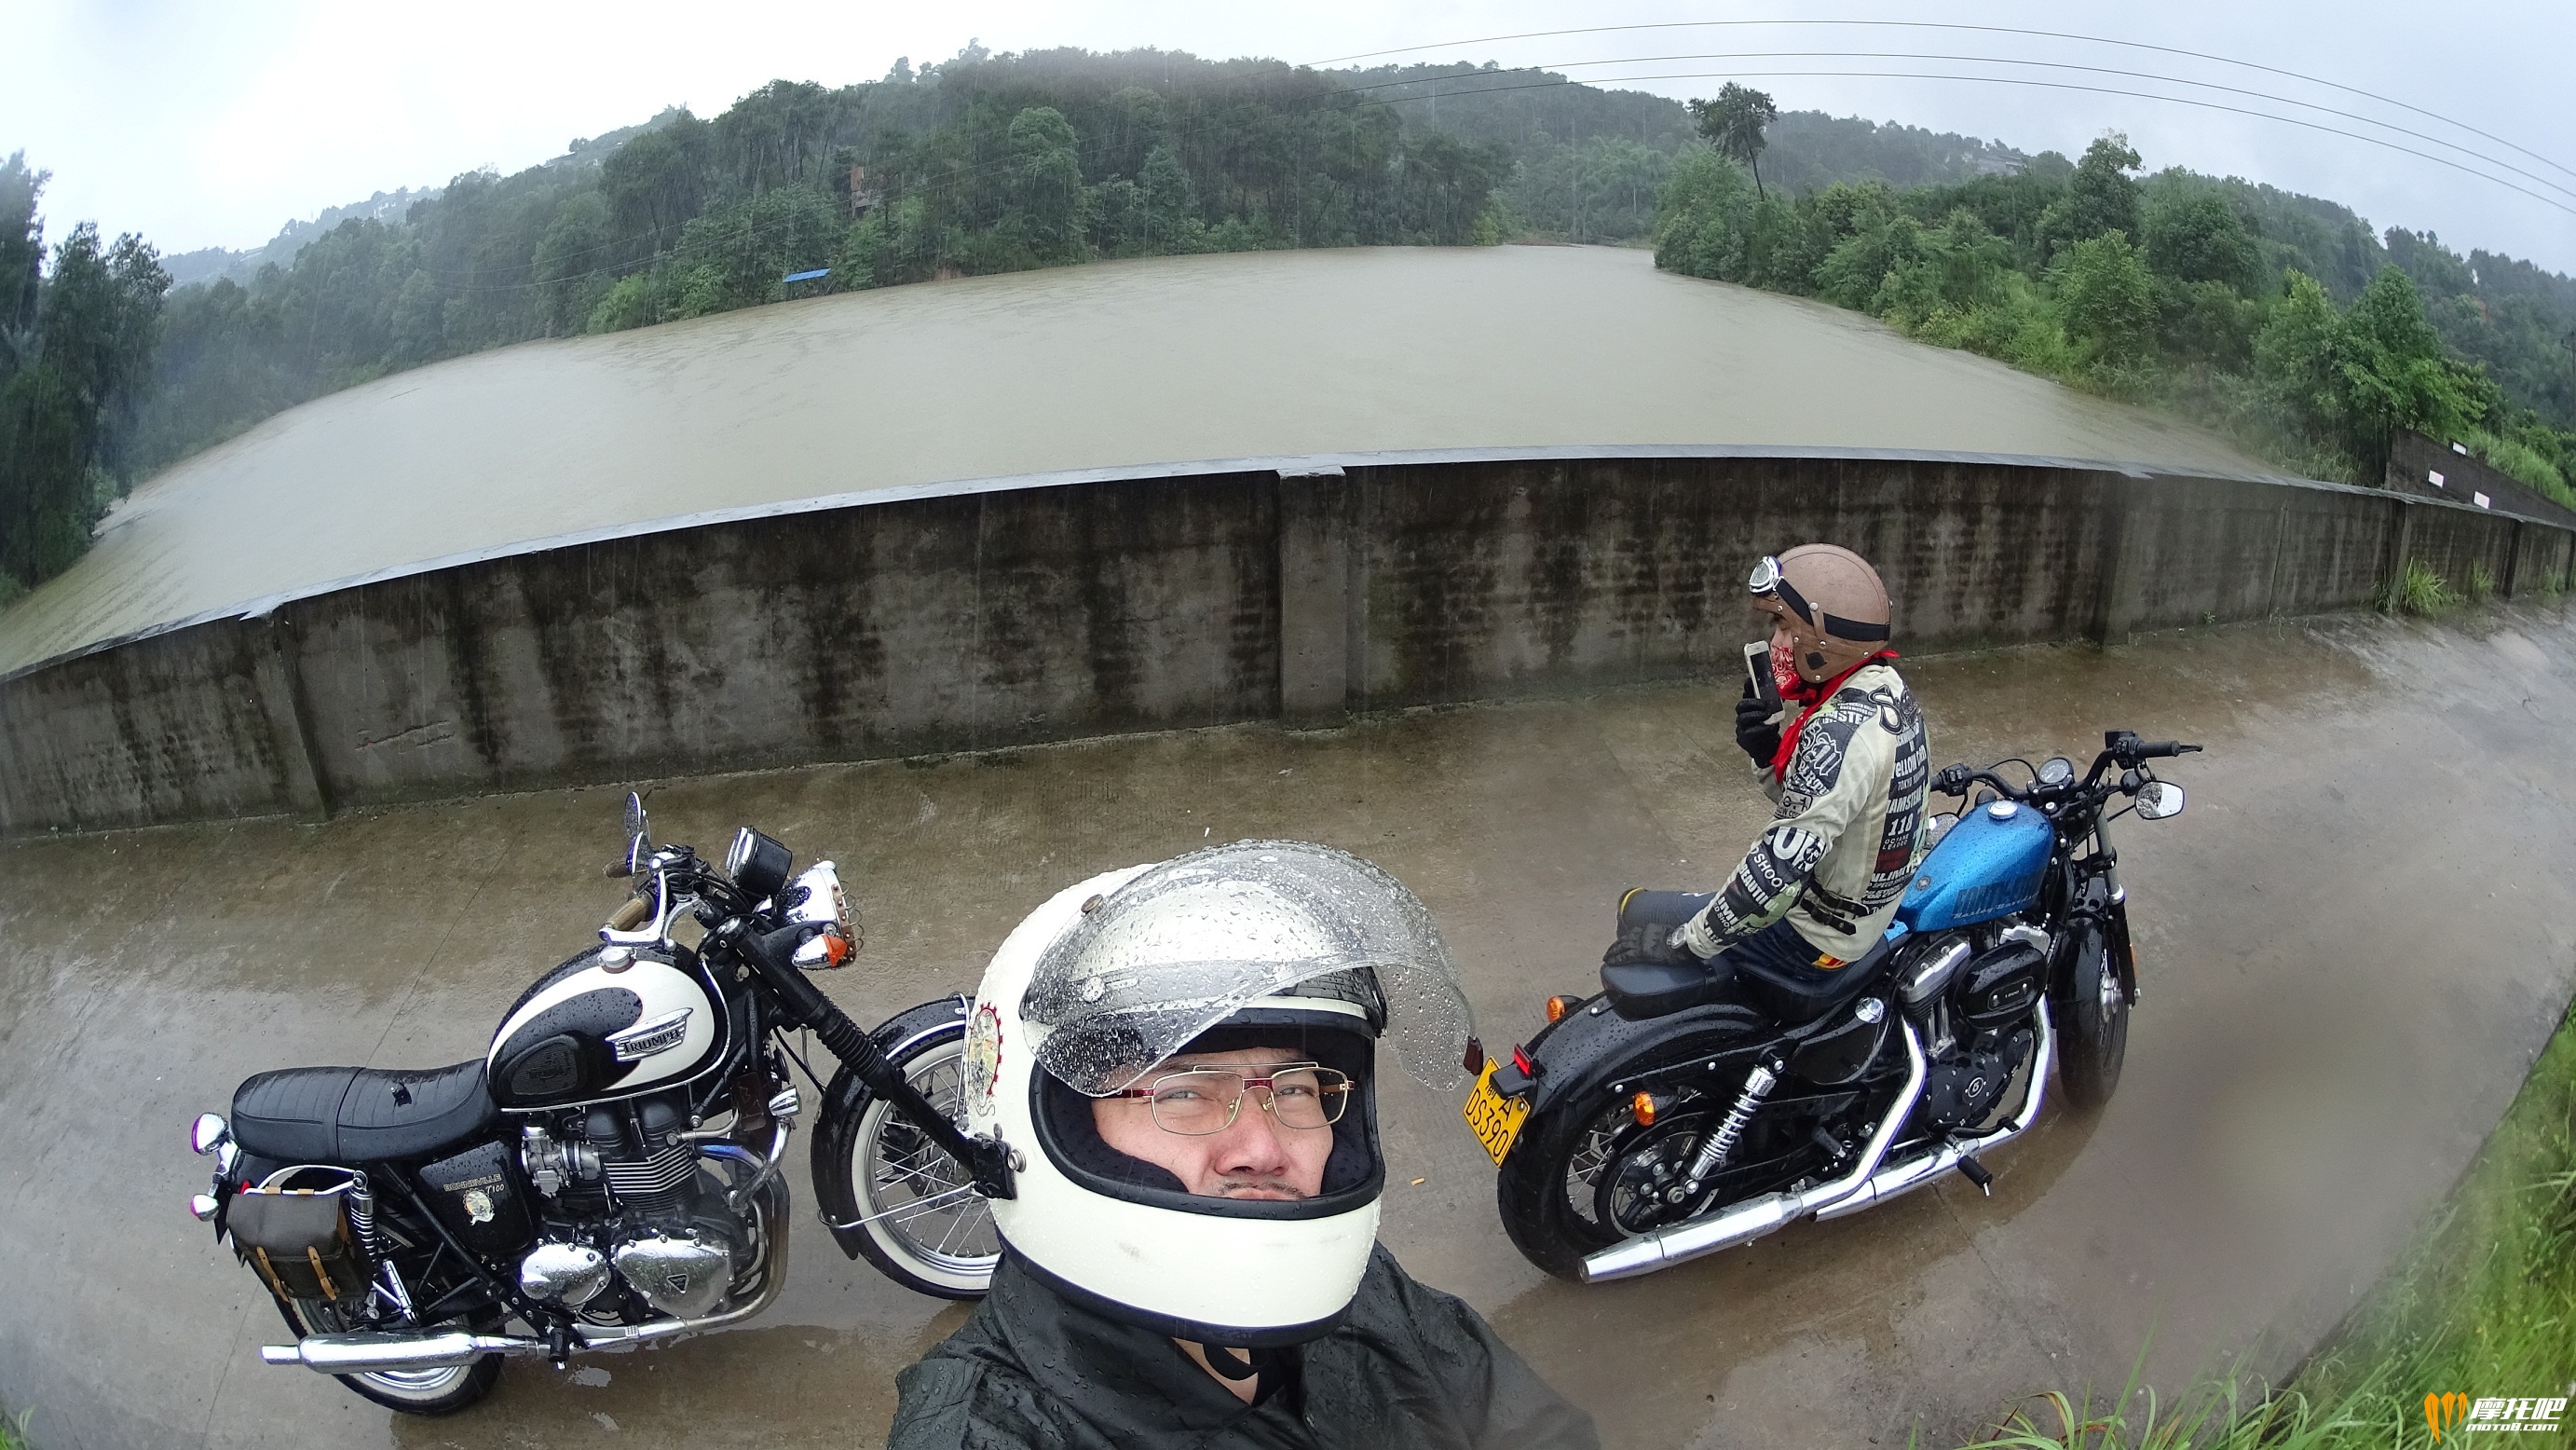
xmin=263 ymin=1178 xmax=792 ymax=1371
xmin=262 ymin=1331 xmax=546 ymax=1371
xmin=1582 ymin=1021 xmax=1929 ymax=1282
xmin=1814 ymin=1000 xmax=2051 ymax=1222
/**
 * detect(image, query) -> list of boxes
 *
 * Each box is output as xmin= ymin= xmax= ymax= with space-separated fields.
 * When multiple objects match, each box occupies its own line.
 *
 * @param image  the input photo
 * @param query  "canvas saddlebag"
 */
xmin=231 ymin=1168 xmax=369 ymax=1303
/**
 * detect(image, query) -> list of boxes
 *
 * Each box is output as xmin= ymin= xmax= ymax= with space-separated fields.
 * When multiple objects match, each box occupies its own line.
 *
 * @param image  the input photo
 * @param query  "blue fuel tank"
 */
xmin=1896 ymin=800 xmax=2055 ymax=932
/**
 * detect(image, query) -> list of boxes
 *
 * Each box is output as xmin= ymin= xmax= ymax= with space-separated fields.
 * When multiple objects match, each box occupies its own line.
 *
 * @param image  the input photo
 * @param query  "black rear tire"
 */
xmin=274 ymin=1298 xmax=502 ymax=1416
xmin=1495 ymin=1095 xmax=1635 ymax=1281
xmin=2056 ymin=923 xmax=2129 ymax=1110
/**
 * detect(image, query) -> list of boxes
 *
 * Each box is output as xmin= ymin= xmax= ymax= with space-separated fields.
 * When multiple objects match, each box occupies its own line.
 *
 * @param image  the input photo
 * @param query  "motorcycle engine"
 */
xmin=1916 ymin=1025 xmax=2035 ymax=1133
xmin=512 ymin=1086 xmax=756 ymax=1323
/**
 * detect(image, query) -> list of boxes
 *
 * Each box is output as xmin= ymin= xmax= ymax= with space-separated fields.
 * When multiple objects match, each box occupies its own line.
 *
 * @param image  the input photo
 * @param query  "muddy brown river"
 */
xmin=3 ymin=609 xmax=2570 ymax=1448
xmin=0 ymin=245 xmax=2274 ymax=677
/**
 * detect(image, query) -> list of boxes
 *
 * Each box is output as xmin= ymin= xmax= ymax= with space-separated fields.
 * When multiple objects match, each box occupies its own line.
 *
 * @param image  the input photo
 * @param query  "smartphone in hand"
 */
xmin=1744 ymin=640 xmax=1780 ymax=709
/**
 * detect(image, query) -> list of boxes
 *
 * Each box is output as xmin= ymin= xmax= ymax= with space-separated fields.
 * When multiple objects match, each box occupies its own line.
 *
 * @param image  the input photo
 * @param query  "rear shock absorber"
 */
xmin=1684 ymin=1060 xmax=1780 ymax=1192
xmin=346 ymin=1173 xmax=416 ymax=1319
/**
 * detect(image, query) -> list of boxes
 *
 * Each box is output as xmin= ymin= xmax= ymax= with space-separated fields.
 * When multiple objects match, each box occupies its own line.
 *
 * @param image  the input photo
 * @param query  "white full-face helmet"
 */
xmin=960 ymin=841 xmax=1471 ymax=1346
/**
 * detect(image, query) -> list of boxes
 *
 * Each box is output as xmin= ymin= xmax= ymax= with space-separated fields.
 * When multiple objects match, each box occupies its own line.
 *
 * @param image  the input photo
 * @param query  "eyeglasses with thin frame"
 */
xmin=1107 ymin=1062 xmax=1353 ymax=1136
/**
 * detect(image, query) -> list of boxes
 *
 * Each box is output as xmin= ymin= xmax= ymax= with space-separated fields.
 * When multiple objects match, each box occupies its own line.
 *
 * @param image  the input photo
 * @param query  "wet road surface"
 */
xmin=3 ymin=609 xmax=2571 ymax=1448
xmin=0 ymin=244 xmax=2272 ymax=676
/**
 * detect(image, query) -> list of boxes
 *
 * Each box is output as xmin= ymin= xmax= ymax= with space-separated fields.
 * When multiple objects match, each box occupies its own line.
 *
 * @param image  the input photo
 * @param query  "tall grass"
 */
xmin=0 ymin=1405 xmax=31 ymax=1450
xmin=1959 ymin=1003 xmax=2576 ymax=1448
xmin=2461 ymin=429 xmax=2576 ymax=513
xmin=2381 ymin=559 xmax=2461 ymax=616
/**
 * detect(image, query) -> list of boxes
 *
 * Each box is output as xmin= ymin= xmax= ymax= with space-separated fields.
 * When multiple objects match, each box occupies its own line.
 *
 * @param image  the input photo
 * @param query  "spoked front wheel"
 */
xmin=813 ymin=1002 xmax=999 ymax=1298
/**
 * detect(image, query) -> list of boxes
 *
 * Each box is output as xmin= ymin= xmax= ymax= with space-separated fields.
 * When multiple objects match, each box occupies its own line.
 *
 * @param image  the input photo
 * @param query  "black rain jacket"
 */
xmin=888 ymin=1246 xmax=1598 ymax=1450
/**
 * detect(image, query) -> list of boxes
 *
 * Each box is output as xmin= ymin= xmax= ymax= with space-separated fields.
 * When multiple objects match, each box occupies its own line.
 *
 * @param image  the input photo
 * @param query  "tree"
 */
xmin=2143 ymin=189 xmax=2256 ymax=287
xmin=2037 ymin=133 xmax=2142 ymax=260
xmin=2053 ymin=231 xmax=2157 ymax=385
xmin=1 ymin=152 xmax=44 ymax=369
xmin=1689 ymin=84 xmax=1779 ymax=200
xmin=2337 ymin=264 xmax=2481 ymax=446
xmin=0 ymin=198 xmax=169 ymax=591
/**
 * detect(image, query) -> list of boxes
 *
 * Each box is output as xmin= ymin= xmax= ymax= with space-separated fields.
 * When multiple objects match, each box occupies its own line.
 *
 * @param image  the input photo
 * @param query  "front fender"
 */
xmin=811 ymin=995 xmax=971 ymax=1260
xmin=1520 ymin=994 xmax=1771 ymax=1118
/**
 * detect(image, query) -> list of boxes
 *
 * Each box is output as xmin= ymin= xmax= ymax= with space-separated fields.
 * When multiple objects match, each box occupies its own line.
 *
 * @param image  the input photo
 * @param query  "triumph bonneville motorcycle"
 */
xmin=185 ymin=796 xmax=1005 ymax=1414
xmin=1461 ymin=730 xmax=2196 ymax=1282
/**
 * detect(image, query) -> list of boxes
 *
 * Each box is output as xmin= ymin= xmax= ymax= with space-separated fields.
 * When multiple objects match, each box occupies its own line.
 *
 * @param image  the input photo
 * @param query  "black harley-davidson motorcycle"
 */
xmin=185 ymin=796 xmax=1002 ymax=1414
xmin=1461 ymin=731 xmax=2195 ymax=1282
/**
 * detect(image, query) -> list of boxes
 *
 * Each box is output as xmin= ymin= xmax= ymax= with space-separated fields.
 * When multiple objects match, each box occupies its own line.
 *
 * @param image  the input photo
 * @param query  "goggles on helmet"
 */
xmin=1746 ymin=553 xmax=1890 ymax=643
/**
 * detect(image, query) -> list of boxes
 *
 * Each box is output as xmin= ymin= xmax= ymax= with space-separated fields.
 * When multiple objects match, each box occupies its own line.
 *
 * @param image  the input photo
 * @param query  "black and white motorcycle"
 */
xmin=186 ymin=796 xmax=1003 ymax=1415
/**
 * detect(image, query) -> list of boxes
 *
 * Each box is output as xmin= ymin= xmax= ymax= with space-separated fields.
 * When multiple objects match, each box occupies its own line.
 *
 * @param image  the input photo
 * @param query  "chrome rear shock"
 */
xmin=1683 ymin=1060 xmax=1780 ymax=1193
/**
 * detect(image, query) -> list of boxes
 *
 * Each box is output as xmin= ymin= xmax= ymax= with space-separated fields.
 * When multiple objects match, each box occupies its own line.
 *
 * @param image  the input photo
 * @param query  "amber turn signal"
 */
xmin=1630 ymin=1091 xmax=1657 ymax=1127
xmin=1544 ymin=995 xmax=1574 ymax=1024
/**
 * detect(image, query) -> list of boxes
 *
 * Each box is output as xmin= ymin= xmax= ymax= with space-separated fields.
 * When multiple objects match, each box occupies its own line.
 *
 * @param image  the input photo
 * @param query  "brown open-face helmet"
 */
xmin=1750 ymin=544 xmax=1893 ymax=685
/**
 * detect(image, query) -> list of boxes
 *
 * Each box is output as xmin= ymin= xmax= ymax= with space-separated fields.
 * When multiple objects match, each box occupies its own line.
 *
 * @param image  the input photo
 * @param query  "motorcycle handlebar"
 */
xmin=2130 ymin=740 xmax=2201 ymax=760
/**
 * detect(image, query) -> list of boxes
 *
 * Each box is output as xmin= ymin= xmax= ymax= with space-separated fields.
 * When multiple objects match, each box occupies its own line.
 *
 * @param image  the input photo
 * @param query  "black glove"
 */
xmin=1735 ymin=681 xmax=1782 ymax=765
xmin=1602 ymin=922 xmax=1698 ymax=970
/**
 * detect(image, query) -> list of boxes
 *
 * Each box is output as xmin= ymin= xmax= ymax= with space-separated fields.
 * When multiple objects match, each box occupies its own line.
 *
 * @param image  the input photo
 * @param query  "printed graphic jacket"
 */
xmin=1681 ymin=661 xmax=1930 ymax=964
xmin=888 ymin=1246 xmax=1598 ymax=1450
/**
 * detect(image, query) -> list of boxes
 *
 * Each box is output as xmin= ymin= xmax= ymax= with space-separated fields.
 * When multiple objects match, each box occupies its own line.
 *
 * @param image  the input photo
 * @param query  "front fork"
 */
xmin=2065 ymin=820 xmax=2138 ymax=1005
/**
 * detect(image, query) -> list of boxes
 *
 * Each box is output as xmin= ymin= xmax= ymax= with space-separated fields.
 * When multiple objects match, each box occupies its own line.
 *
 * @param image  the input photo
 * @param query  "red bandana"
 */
xmin=1769 ymin=650 xmax=1901 ymax=784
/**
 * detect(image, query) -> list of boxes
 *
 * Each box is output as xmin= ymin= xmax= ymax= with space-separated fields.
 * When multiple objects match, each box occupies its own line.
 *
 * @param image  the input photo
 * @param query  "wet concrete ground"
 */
xmin=4 ymin=608 xmax=2572 ymax=1448
xmin=0 ymin=244 xmax=2272 ymax=675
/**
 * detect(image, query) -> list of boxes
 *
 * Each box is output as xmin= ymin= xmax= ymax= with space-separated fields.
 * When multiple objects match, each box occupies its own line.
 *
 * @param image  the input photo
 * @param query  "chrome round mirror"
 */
xmin=621 ymin=792 xmax=649 ymax=873
xmin=2037 ymin=757 xmax=2075 ymax=786
xmin=190 ymin=1112 xmax=229 ymax=1156
xmin=2135 ymin=782 xmax=2186 ymax=820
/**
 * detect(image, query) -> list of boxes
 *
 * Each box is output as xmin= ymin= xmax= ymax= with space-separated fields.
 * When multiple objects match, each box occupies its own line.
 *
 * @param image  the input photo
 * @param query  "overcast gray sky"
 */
xmin=9 ymin=0 xmax=2573 ymax=273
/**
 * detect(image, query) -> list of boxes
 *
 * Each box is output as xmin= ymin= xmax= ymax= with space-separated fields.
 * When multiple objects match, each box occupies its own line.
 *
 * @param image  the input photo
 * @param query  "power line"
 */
xmin=1309 ymin=20 xmax=2576 ymax=186
xmin=1339 ymin=66 xmax=2576 ymax=219
xmin=1423 ymin=49 xmax=2576 ymax=206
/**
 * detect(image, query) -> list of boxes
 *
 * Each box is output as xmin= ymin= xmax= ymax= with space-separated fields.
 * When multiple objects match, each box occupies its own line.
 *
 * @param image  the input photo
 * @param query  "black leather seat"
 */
xmin=231 ymin=1060 xmax=497 ymax=1164
xmin=1602 ymin=890 xmax=1895 ymax=1024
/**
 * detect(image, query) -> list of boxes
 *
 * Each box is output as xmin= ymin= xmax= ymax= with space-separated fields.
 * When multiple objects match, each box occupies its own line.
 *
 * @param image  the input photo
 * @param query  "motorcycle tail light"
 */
xmin=1544 ymin=995 xmax=1573 ymax=1024
xmin=1630 ymin=1092 xmax=1657 ymax=1128
xmin=1511 ymin=1046 xmax=1536 ymax=1078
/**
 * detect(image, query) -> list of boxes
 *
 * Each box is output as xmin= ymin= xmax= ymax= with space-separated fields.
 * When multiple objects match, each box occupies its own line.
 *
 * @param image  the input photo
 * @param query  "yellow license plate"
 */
xmin=1463 ymin=1061 xmax=1533 ymax=1166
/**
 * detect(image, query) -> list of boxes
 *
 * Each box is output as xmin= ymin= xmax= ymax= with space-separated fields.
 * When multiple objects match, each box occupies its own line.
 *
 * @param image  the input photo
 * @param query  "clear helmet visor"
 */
xmin=1021 ymin=841 xmax=1474 ymax=1097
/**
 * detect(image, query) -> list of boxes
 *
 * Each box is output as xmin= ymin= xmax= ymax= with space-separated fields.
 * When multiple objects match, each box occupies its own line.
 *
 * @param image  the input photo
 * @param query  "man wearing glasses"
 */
xmin=891 ymin=841 xmax=1595 ymax=1450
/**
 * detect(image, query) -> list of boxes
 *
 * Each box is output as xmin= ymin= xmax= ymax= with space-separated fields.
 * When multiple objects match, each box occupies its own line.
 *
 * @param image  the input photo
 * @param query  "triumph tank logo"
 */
xmin=461 ymin=1189 xmax=496 ymax=1224
xmin=608 ymin=1009 xmax=693 ymax=1062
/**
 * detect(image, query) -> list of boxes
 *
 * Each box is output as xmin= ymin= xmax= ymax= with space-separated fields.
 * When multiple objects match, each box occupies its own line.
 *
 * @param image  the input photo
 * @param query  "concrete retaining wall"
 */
xmin=5 ymin=454 xmax=2566 ymax=835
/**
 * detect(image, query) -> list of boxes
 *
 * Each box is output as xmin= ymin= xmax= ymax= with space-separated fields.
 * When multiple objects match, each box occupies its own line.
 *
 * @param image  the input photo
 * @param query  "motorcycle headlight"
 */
xmin=786 ymin=861 xmax=850 ymax=927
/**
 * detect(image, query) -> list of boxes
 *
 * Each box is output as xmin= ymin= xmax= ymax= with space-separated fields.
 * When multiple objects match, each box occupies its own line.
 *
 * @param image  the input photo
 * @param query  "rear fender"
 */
xmin=1519 ymin=995 xmax=1772 ymax=1118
